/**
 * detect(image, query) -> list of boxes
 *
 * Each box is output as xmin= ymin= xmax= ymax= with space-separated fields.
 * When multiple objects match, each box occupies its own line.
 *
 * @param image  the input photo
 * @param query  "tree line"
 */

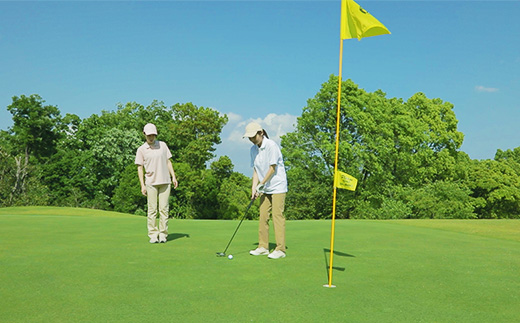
xmin=0 ymin=96 xmax=255 ymax=219
xmin=282 ymin=76 xmax=520 ymax=219
xmin=1 ymin=76 xmax=519 ymax=219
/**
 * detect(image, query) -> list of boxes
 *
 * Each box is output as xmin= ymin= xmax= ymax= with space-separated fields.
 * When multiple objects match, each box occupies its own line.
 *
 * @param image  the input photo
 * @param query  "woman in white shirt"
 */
xmin=135 ymin=123 xmax=178 ymax=243
xmin=243 ymin=122 xmax=288 ymax=259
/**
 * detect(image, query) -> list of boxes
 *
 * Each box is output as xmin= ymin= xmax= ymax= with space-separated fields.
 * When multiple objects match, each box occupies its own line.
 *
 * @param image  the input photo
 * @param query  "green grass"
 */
xmin=1 ymin=207 xmax=519 ymax=322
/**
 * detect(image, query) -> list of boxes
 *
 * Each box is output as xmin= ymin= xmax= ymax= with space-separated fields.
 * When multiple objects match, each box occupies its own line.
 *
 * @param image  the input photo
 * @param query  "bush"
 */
xmin=112 ymin=165 xmax=145 ymax=214
xmin=404 ymin=181 xmax=476 ymax=219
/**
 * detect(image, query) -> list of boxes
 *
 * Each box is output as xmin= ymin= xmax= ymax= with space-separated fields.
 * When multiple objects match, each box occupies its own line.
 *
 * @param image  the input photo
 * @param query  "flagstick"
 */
xmin=324 ymin=38 xmax=344 ymax=289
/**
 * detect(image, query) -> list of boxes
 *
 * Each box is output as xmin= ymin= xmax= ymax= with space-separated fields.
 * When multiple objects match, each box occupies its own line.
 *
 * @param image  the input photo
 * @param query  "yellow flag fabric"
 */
xmin=335 ymin=171 xmax=358 ymax=191
xmin=341 ymin=0 xmax=390 ymax=40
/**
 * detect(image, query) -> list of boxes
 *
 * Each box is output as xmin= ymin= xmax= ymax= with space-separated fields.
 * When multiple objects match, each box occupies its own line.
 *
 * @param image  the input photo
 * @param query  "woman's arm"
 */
xmin=167 ymin=159 xmax=178 ymax=189
xmin=137 ymin=165 xmax=146 ymax=196
xmin=252 ymin=168 xmax=259 ymax=200
xmin=261 ymin=165 xmax=276 ymax=186
xmin=253 ymin=164 xmax=276 ymax=197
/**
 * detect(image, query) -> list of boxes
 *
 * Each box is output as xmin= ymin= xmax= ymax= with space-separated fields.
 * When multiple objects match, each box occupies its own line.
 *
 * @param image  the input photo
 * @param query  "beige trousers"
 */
xmin=146 ymin=184 xmax=171 ymax=240
xmin=258 ymin=193 xmax=286 ymax=252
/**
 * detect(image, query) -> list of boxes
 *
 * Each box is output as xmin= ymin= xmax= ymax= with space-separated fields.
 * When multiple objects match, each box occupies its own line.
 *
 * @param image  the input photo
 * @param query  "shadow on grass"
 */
xmin=323 ymin=248 xmax=355 ymax=280
xmin=167 ymin=233 xmax=190 ymax=241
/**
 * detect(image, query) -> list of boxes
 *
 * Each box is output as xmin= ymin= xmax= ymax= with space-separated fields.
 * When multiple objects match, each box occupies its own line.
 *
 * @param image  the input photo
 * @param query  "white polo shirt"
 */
xmin=135 ymin=140 xmax=173 ymax=186
xmin=250 ymin=137 xmax=288 ymax=194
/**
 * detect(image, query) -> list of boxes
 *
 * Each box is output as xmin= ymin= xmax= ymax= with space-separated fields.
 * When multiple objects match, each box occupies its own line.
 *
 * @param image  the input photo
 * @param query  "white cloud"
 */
xmin=475 ymin=85 xmax=499 ymax=93
xmin=212 ymin=112 xmax=298 ymax=175
xmin=239 ymin=113 xmax=297 ymax=145
xmin=226 ymin=112 xmax=242 ymax=123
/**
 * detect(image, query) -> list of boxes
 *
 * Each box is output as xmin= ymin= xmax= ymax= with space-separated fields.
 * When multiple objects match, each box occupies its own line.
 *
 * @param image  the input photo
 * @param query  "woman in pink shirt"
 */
xmin=135 ymin=123 xmax=178 ymax=243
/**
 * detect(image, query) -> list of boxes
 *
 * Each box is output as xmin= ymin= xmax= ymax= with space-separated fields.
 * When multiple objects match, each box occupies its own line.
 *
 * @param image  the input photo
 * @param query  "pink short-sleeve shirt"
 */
xmin=135 ymin=140 xmax=173 ymax=186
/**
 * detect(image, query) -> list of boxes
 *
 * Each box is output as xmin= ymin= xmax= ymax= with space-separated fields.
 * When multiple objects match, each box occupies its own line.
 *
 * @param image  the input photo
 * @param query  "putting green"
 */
xmin=1 ymin=207 xmax=519 ymax=322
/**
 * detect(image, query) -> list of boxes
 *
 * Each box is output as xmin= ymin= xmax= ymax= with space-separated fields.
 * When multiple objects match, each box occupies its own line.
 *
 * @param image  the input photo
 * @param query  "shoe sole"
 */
xmin=268 ymin=253 xmax=286 ymax=259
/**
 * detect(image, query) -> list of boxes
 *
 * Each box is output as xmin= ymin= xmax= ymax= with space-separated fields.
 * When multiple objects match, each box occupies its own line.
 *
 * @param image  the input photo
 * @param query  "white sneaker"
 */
xmin=159 ymin=237 xmax=167 ymax=243
xmin=149 ymin=237 xmax=159 ymax=244
xmin=249 ymin=247 xmax=269 ymax=256
xmin=268 ymin=250 xmax=286 ymax=259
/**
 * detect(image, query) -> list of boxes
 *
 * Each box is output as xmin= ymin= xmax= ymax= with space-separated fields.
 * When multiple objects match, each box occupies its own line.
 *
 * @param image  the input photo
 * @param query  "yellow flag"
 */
xmin=341 ymin=0 xmax=391 ymax=40
xmin=335 ymin=171 xmax=358 ymax=191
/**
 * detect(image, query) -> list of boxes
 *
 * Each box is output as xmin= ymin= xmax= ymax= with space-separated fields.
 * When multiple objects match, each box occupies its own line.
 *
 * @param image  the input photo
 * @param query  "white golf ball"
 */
xmin=228 ymin=255 xmax=233 ymax=260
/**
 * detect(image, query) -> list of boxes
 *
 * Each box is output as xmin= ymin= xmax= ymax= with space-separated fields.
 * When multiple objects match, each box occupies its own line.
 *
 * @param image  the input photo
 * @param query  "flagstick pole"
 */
xmin=324 ymin=38 xmax=344 ymax=288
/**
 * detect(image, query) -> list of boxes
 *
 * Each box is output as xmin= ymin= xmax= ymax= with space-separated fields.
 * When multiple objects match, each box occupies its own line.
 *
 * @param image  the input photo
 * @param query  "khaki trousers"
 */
xmin=146 ymin=184 xmax=171 ymax=240
xmin=258 ymin=193 xmax=286 ymax=252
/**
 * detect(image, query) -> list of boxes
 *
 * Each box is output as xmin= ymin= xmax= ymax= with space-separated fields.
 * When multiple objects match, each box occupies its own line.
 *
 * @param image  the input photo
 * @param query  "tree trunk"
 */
xmin=10 ymin=148 xmax=29 ymax=204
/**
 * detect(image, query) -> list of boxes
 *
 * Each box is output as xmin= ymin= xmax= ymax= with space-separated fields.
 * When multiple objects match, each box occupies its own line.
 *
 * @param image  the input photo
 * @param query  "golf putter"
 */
xmin=216 ymin=197 xmax=256 ymax=257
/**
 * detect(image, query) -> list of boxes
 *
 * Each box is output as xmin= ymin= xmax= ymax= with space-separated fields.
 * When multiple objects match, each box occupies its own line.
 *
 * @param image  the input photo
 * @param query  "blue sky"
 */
xmin=1 ymin=1 xmax=519 ymax=176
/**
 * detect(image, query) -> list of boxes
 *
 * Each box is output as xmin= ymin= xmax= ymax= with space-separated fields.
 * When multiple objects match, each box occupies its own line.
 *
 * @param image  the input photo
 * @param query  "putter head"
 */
xmin=216 ymin=252 xmax=226 ymax=257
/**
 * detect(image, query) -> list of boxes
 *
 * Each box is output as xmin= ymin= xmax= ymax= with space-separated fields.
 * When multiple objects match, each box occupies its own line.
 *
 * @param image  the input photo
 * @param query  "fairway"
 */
xmin=1 ymin=207 xmax=519 ymax=322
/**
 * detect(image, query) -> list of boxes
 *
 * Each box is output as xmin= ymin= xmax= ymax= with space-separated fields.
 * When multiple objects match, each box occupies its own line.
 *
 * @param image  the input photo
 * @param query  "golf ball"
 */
xmin=228 ymin=255 xmax=233 ymax=260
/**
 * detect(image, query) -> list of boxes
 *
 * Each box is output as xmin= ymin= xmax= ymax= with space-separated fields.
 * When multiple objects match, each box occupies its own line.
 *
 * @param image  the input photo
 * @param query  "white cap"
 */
xmin=242 ymin=122 xmax=263 ymax=138
xmin=143 ymin=123 xmax=158 ymax=135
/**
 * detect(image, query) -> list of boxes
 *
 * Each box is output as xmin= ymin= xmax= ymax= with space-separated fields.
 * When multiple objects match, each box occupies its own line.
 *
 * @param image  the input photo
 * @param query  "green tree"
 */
xmin=495 ymin=147 xmax=520 ymax=175
xmin=88 ymin=127 xmax=142 ymax=203
xmin=41 ymin=149 xmax=94 ymax=207
xmin=0 ymin=139 xmax=16 ymax=206
xmin=162 ymin=103 xmax=228 ymax=169
xmin=40 ymin=114 xmax=141 ymax=208
xmin=112 ymin=164 xmax=145 ymax=214
xmin=404 ymin=181 xmax=475 ymax=219
xmin=218 ymin=172 xmax=256 ymax=220
xmin=1 ymin=95 xmax=233 ymax=215
xmin=1 ymin=95 xmax=65 ymax=205
xmin=168 ymin=162 xmax=197 ymax=219
xmin=7 ymin=94 xmax=63 ymax=161
xmin=209 ymin=157 xmax=254 ymax=219
xmin=282 ymin=76 xmax=466 ymax=219
xmin=211 ymin=155 xmax=234 ymax=181
xmin=467 ymin=159 xmax=520 ymax=219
